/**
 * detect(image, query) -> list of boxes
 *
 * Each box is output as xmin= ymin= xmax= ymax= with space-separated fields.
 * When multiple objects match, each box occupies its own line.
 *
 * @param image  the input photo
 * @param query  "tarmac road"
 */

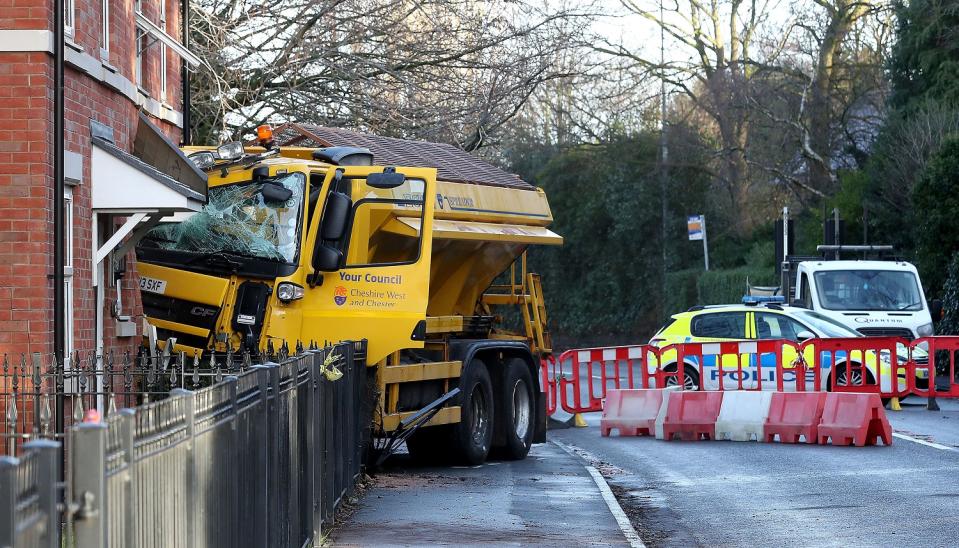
xmin=334 ymin=441 xmax=634 ymax=547
xmin=550 ymin=398 xmax=959 ymax=547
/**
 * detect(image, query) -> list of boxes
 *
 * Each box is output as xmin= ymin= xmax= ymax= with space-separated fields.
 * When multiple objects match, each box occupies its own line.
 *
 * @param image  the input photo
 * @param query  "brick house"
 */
xmin=0 ymin=0 xmax=205 ymax=436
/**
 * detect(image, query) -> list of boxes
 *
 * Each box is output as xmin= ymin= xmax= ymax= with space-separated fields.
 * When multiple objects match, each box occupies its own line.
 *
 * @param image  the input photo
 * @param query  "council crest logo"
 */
xmin=333 ymin=285 xmax=348 ymax=306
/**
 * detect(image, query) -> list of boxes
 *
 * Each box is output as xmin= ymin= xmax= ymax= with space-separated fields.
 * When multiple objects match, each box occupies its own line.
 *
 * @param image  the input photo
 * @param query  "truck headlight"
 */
xmin=216 ymin=141 xmax=245 ymax=161
xmin=276 ymin=282 xmax=304 ymax=303
xmin=917 ymin=322 xmax=934 ymax=337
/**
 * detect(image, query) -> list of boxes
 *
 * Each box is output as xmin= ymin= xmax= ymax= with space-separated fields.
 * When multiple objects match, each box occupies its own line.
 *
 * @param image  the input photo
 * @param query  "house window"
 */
xmin=101 ymin=0 xmax=110 ymax=55
xmin=64 ymin=0 xmax=75 ymax=38
xmin=159 ymin=0 xmax=168 ymax=101
xmin=135 ymin=0 xmax=144 ymax=87
xmin=64 ymin=187 xmax=75 ymax=363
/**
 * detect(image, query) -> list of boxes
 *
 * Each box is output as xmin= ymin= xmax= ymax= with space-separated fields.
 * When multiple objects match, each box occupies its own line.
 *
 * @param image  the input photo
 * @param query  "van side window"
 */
xmin=690 ymin=312 xmax=746 ymax=338
xmin=801 ymin=273 xmax=812 ymax=308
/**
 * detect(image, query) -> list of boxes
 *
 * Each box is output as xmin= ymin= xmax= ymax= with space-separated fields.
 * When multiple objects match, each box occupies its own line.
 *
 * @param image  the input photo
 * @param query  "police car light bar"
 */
xmin=742 ymin=295 xmax=786 ymax=305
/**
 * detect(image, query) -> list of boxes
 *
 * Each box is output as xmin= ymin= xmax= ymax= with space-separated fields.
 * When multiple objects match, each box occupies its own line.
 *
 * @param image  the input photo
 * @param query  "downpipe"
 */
xmin=53 ymin=0 xmax=66 ymax=447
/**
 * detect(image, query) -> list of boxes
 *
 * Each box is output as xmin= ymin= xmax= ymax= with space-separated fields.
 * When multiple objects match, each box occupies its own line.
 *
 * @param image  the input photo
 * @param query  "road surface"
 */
xmin=551 ymin=397 xmax=959 ymax=547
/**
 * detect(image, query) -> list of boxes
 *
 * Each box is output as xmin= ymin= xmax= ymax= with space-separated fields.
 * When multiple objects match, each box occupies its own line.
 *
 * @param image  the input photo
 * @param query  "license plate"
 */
xmin=139 ymin=276 xmax=167 ymax=295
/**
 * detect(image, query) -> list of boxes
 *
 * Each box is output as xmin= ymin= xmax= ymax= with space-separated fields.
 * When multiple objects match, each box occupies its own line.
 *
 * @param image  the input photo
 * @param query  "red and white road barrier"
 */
xmin=550 ymin=335 xmax=959 ymax=417
xmin=600 ymin=387 xmax=892 ymax=447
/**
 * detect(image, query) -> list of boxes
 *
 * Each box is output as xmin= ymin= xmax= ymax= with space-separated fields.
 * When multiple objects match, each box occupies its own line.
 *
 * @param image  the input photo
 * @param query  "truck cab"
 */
xmin=792 ymin=260 xmax=935 ymax=339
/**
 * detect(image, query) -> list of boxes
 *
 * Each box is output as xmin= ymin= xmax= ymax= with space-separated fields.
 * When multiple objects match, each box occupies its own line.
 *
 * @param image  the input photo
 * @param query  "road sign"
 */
xmin=687 ymin=214 xmax=709 ymax=270
xmin=687 ymin=215 xmax=704 ymax=241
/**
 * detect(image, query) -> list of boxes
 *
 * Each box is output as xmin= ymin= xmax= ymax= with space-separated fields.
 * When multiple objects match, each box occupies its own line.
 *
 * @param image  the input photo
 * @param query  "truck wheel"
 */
xmin=451 ymin=358 xmax=494 ymax=465
xmin=498 ymin=358 xmax=535 ymax=460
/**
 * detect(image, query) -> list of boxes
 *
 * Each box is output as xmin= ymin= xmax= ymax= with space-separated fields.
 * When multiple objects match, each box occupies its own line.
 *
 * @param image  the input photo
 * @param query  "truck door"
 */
xmin=300 ymin=166 xmax=437 ymax=364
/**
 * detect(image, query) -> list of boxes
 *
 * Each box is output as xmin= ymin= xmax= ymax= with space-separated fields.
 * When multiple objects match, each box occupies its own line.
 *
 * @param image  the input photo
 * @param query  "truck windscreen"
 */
xmin=813 ymin=270 xmax=923 ymax=311
xmin=142 ymin=173 xmax=306 ymax=263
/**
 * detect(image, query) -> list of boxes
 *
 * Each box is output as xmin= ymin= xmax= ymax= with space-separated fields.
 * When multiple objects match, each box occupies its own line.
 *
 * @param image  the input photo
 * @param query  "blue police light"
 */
xmin=742 ymin=295 xmax=786 ymax=305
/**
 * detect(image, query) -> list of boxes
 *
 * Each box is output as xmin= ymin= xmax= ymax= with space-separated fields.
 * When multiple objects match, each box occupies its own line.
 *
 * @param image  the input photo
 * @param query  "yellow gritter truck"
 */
xmin=135 ymin=126 xmax=561 ymax=464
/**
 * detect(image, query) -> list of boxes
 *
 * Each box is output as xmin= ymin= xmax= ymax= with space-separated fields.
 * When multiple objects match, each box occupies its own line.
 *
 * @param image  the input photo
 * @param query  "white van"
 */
xmin=791 ymin=259 xmax=935 ymax=339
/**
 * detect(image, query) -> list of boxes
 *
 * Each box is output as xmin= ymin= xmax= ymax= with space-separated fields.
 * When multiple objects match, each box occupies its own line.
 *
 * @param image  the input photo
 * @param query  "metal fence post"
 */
xmin=22 ymin=440 xmax=60 ymax=548
xmin=170 ymin=388 xmax=196 ymax=548
xmin=309 ymin=350 xmax=324 ymax=540
xmin=72 ymin=422 xmax=107 ymax=548
xmin=118 ymin=408 xmax=136 ymax=548
xmin=0 ymin=455 xmax=16 ymax=547
xmin=247 ymin=365 xmax=271 ymax=547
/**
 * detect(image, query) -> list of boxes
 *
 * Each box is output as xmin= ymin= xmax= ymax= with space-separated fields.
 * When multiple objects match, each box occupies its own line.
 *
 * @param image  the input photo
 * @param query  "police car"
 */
xmin=649 ymin=297 xmax=917 ymax=394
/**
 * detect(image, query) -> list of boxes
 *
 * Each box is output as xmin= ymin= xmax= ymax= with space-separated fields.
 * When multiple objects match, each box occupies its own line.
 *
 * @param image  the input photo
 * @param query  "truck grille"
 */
xmin=142 ymin=292 xmax=221 ymax=330
xmin=856 ymin=327 xmax=913 ymax=339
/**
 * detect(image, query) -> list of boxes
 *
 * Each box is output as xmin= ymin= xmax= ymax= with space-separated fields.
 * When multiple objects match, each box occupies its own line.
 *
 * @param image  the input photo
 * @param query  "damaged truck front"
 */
xmin=136 ymin=129 xmax=561 ymax=464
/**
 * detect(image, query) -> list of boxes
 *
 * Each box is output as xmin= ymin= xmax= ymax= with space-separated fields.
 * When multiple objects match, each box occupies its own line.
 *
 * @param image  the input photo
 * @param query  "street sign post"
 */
xmin=687 ymin=214 xmax=710 ymax=271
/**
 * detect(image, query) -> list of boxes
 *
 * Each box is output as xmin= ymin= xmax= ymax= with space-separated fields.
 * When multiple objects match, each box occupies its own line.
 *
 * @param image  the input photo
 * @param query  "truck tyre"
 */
xmin=498 ymin=358 xmax=535 ymax=460
xmin=451 ymin=358 xmax=494 ymax=465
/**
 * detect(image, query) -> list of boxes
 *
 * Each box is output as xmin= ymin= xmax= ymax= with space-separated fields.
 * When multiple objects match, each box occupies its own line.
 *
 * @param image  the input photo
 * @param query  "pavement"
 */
xmin=333 ymin=441 xmax=634 ymax=547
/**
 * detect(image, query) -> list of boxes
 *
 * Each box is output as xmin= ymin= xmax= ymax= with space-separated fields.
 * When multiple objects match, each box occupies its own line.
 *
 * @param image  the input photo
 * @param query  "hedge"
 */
xmin=664 ymin=266 xmax=777 ymax=317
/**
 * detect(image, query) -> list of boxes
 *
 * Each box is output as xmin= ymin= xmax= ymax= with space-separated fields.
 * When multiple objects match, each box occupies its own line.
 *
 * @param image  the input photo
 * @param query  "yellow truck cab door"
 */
xmin=300 ymin=166 xmax=437 ymax=364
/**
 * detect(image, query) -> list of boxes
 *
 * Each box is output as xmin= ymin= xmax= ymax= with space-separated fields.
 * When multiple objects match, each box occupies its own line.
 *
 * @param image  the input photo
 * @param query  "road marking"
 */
xmin=585 ymin=466 xmax=646 ymax=548
xmin=551 ymin=440 xmax=645 ymax=547
xmin=892 ymin=432 xmax=958 ymax=452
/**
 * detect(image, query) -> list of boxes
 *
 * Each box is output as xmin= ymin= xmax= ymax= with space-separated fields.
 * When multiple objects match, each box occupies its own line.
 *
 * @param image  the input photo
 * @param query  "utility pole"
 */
xmin=659 ymin=0 xmax=669 ymax=299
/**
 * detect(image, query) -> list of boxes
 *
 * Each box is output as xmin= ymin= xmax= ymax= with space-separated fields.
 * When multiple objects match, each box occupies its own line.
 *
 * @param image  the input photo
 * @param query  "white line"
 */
xmin=585 ymin=466 xmax=647 ymax=548
xmin=892 ymin=432 xmax=958 ymax=452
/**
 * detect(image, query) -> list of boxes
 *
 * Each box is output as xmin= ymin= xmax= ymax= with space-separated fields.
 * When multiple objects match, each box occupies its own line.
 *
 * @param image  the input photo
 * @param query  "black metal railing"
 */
xmin=1 ymin=342 xmax=301 ymax=457
xmin=0 ymin=340 xmax=369 ymax=547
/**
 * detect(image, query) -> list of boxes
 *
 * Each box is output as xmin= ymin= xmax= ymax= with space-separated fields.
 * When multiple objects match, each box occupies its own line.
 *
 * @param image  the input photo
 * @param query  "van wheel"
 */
xmin=664 ymin=364 xmax=700 ymax=390
xmin=451 ymin=358 xmax=494 ymax=465
xmin=497 ymin=358 xmax=535 ymax=460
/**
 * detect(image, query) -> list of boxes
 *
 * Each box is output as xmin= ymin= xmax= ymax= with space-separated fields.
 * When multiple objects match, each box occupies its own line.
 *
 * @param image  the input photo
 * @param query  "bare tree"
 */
xmin=188 ymin=0 xmax=593 ymax=148
xmin=593 ymin=0 xmax=795 ymax=232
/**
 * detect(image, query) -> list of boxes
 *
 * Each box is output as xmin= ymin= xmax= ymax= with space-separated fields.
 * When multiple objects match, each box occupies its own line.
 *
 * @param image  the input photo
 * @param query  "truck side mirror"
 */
xmin=311 ymin=191 xmax=352 ymax=273
xmin=930 ymin=298 xmax=944 ymax=323
xmin=320 ymin=191 xmax=351 ymax=241
xmin=366 ymin=171 xmax=405 ymax=189
xmin=312 ymin=245 xmax=343 ymax=272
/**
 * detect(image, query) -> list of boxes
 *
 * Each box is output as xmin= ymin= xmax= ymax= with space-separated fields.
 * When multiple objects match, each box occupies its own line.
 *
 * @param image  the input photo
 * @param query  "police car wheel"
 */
xmin=665 ymin=364 xmax=700 ymax=390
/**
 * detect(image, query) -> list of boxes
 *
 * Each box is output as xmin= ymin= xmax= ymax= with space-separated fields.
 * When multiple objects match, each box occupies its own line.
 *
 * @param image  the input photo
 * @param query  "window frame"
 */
xmin=101 ymin=0 xmax=110 ymax=55
xmin=64 ymin=187 xmax=75 ymax=365
xmin=689 ymin=311 xmax=748 ymax=339
xmin=135 ymin=0 xmax=144 ymax=87
xmin=754 ymin=312 xmax=808 ymax=342
xmin=159 ymin=0 xmax=167 ymax=101
xmin=64 ymin=0 xmax=76 ymax=38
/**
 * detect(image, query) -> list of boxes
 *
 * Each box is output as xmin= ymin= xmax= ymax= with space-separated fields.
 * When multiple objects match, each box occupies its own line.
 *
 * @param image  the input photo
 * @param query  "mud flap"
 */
xmin=533 ymin=388 xmax=547 ymax=443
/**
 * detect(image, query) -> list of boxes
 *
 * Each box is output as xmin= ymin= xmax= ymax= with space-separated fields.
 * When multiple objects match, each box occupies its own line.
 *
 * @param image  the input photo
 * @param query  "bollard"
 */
xmin=889 ymin=397 xmax=902 ymax=411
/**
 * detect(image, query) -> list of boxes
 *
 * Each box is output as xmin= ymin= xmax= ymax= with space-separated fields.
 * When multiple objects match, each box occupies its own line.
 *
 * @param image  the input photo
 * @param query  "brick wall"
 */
xmin=0 ymin=0 xmax=185 ymax=362
xmin=0 ymin=51 xmax=54 ymax=356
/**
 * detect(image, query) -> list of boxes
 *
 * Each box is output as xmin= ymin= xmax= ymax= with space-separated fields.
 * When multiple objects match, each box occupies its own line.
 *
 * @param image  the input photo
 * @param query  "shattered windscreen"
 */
xmin=143 ymin=173 xmax=306 ymax=263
